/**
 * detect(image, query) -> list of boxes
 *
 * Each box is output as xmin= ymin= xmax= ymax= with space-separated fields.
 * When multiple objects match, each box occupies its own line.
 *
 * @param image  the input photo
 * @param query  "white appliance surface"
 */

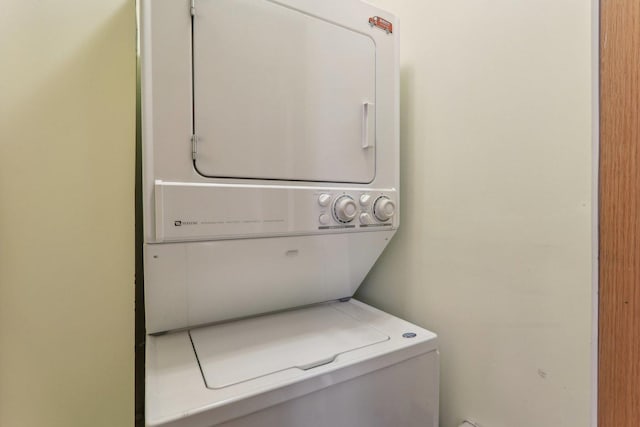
xmin=153 ymin=181 xmax=398 ymax=243
xmin=140 ymin=0 xmax=400 ymax=245
xmin=146 ymin=300 xmax=439 ymax=427
xmin=143 ymin=231 xmax=395 ymax=334
xmin=193 ymin=0 xmax=376 ymax=183
xmin=141 ymin=0 xmax=402 ymax=330
xmin=191 ymin=303 xmax=389 ymax=389
xmin=141 ymin=0 xmax=439 ymax=426
xmin=213 ymin=350 xmax=439 ymax=427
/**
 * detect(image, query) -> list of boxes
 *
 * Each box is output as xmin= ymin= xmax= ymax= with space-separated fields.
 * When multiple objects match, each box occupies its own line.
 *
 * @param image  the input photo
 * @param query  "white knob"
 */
xmin=318 ymin=193 xmax=332 ymax=207
xmin=373 ymin=197 xmax=395 ymax=222
xmin=359 ymin=194 xmax=372 ymax=206
xmin=319 ymin=214 xmax=330 ymax=225
xmin=333 ymin=196 xmax=358 ymax=223
xmin=359 ymin=212 xmax=373 ymax=224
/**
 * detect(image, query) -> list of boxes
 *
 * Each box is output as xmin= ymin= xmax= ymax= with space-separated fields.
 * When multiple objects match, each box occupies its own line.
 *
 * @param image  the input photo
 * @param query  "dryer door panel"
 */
xmin=193 ymin=0 xmax=376 ymax=183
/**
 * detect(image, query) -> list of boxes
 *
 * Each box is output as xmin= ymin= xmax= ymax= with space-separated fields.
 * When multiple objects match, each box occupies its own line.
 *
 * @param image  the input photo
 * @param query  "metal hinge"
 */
xmin=190 ymin=0 xmax=196 ymax=16
xmin=191 ymin=134 xmax=198 ymax=160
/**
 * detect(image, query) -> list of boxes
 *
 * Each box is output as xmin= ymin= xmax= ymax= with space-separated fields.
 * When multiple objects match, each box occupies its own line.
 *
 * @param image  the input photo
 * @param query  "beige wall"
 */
xmin=358 ymin=1 xmax=594 ymax=426
xmin=0 ymin=1 xmax=135 ymax=426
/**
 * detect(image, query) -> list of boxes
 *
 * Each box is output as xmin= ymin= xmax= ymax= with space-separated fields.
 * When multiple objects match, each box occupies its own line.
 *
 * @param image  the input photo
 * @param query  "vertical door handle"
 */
xmin=362 ymin=101 xmax=375 ymax=149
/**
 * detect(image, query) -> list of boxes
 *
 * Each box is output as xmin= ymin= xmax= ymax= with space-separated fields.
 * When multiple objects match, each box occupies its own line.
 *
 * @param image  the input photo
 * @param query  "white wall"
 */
xmin=0 ymin=1 xmax=135 ymax=426
xmin=357 ymin=1 xmax=594 ymax=426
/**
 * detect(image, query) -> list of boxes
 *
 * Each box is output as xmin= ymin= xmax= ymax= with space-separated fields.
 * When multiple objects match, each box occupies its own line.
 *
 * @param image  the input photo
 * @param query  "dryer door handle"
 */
xmin=362 ymin=101 xmax=375 ymax=149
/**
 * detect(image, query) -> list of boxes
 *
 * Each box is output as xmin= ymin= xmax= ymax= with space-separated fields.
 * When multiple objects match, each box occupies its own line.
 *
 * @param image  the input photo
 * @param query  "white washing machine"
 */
xmin=140 ymin=0 xmax=439 ymax=426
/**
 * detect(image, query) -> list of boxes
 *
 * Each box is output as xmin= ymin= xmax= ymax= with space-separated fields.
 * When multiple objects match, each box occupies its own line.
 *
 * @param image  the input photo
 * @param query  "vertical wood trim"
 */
xmin=599 ymin=0 xmax=640 ymax=425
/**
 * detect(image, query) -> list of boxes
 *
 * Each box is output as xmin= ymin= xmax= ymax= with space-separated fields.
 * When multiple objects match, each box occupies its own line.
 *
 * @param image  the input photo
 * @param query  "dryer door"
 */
xmin=192 ymin=0 xmax=376 ymax=183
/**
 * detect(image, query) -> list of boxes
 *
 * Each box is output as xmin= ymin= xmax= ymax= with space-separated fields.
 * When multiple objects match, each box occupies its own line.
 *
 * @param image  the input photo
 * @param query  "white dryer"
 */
xmin=140 ymin=0 xmax=439 ymax=426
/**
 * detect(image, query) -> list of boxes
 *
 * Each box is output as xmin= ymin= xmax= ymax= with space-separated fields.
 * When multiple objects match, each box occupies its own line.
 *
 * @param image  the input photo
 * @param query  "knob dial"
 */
xmin=333 ymin=196 xmax=358 ymax=223
xmin=373 ymin=196 xmax=396 ymax=222
xmin=359 ymin=212 xmax=373 ymax=225
xmin=319 ymin=214 xmax=330 ymax=225
xmin=359 ymin=194 xmax=372 ymax=206
xmin=318 ymin=193 xmax=332 ymax=207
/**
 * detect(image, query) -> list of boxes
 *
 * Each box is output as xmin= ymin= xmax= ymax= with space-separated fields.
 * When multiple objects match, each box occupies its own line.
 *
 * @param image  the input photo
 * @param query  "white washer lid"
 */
xmin=190 ymin=304 xmax=390 ymax=389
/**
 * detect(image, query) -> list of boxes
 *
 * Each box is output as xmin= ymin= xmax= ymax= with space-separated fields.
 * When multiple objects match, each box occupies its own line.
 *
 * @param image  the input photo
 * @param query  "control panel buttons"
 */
xmin=373 ymin=196 xmax=396 ymax=222
xmin=333 ymin=195 xmax=358 ymax=223
xmin=318 ymin=193 xmax=332 ymax=207
xmin=319 ymin=214 xmax=330 ymax=225
xmin=359 ymin=212 xmax=373 ymax=225
xmin=359 ymin=194 xmax=372 ymax=206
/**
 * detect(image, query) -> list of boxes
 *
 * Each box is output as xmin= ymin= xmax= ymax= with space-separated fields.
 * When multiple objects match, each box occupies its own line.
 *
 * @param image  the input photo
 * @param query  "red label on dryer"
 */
xmin=368 ymin=16 xmax=393 ymax=34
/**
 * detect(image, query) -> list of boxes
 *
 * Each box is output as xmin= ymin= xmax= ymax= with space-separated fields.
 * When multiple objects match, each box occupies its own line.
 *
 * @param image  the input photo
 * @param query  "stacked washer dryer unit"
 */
xmin=141 ymin=0 xmax=439 ymax=426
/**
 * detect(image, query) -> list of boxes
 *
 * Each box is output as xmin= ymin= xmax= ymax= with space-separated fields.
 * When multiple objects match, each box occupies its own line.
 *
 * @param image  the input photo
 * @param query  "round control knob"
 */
xmin=319 ymin=214 xmax=330 ymax=225
xmin=359 ymin=194 xmax=372 ymax=206
xmin=318 ymin=193 xmax=332 ymax=207
xmin=373 ymin=197 xmax=396 ymax=222
xmin=333 ymin=196 xmax=358 ymax=223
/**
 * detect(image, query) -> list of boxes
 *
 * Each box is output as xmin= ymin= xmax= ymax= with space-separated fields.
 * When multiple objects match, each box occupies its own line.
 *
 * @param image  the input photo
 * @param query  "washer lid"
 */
xmin=190 ymin=304 xmax=389 ymax=389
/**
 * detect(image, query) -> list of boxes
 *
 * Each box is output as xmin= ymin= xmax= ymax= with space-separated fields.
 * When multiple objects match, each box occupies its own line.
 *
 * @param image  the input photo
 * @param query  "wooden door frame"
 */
xmin=598 ymin=0 xmax=640 ymax=425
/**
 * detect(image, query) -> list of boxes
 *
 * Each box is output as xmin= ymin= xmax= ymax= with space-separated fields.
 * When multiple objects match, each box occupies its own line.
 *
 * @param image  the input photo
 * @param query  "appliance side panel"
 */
xmin=141 ymin=0 xmax=193 ymax=243
xmin=140 ymin=0 xmax=155 ymax=242
xmin=393 ymin=17 xmax=401 ymax=227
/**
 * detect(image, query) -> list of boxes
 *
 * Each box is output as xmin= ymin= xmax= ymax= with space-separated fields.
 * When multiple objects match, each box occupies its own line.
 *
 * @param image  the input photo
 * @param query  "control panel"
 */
xmin=315 ymin=191 xmax=396 ymax=230
xmin=153 ymin=181 xmax=397 ymax=242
